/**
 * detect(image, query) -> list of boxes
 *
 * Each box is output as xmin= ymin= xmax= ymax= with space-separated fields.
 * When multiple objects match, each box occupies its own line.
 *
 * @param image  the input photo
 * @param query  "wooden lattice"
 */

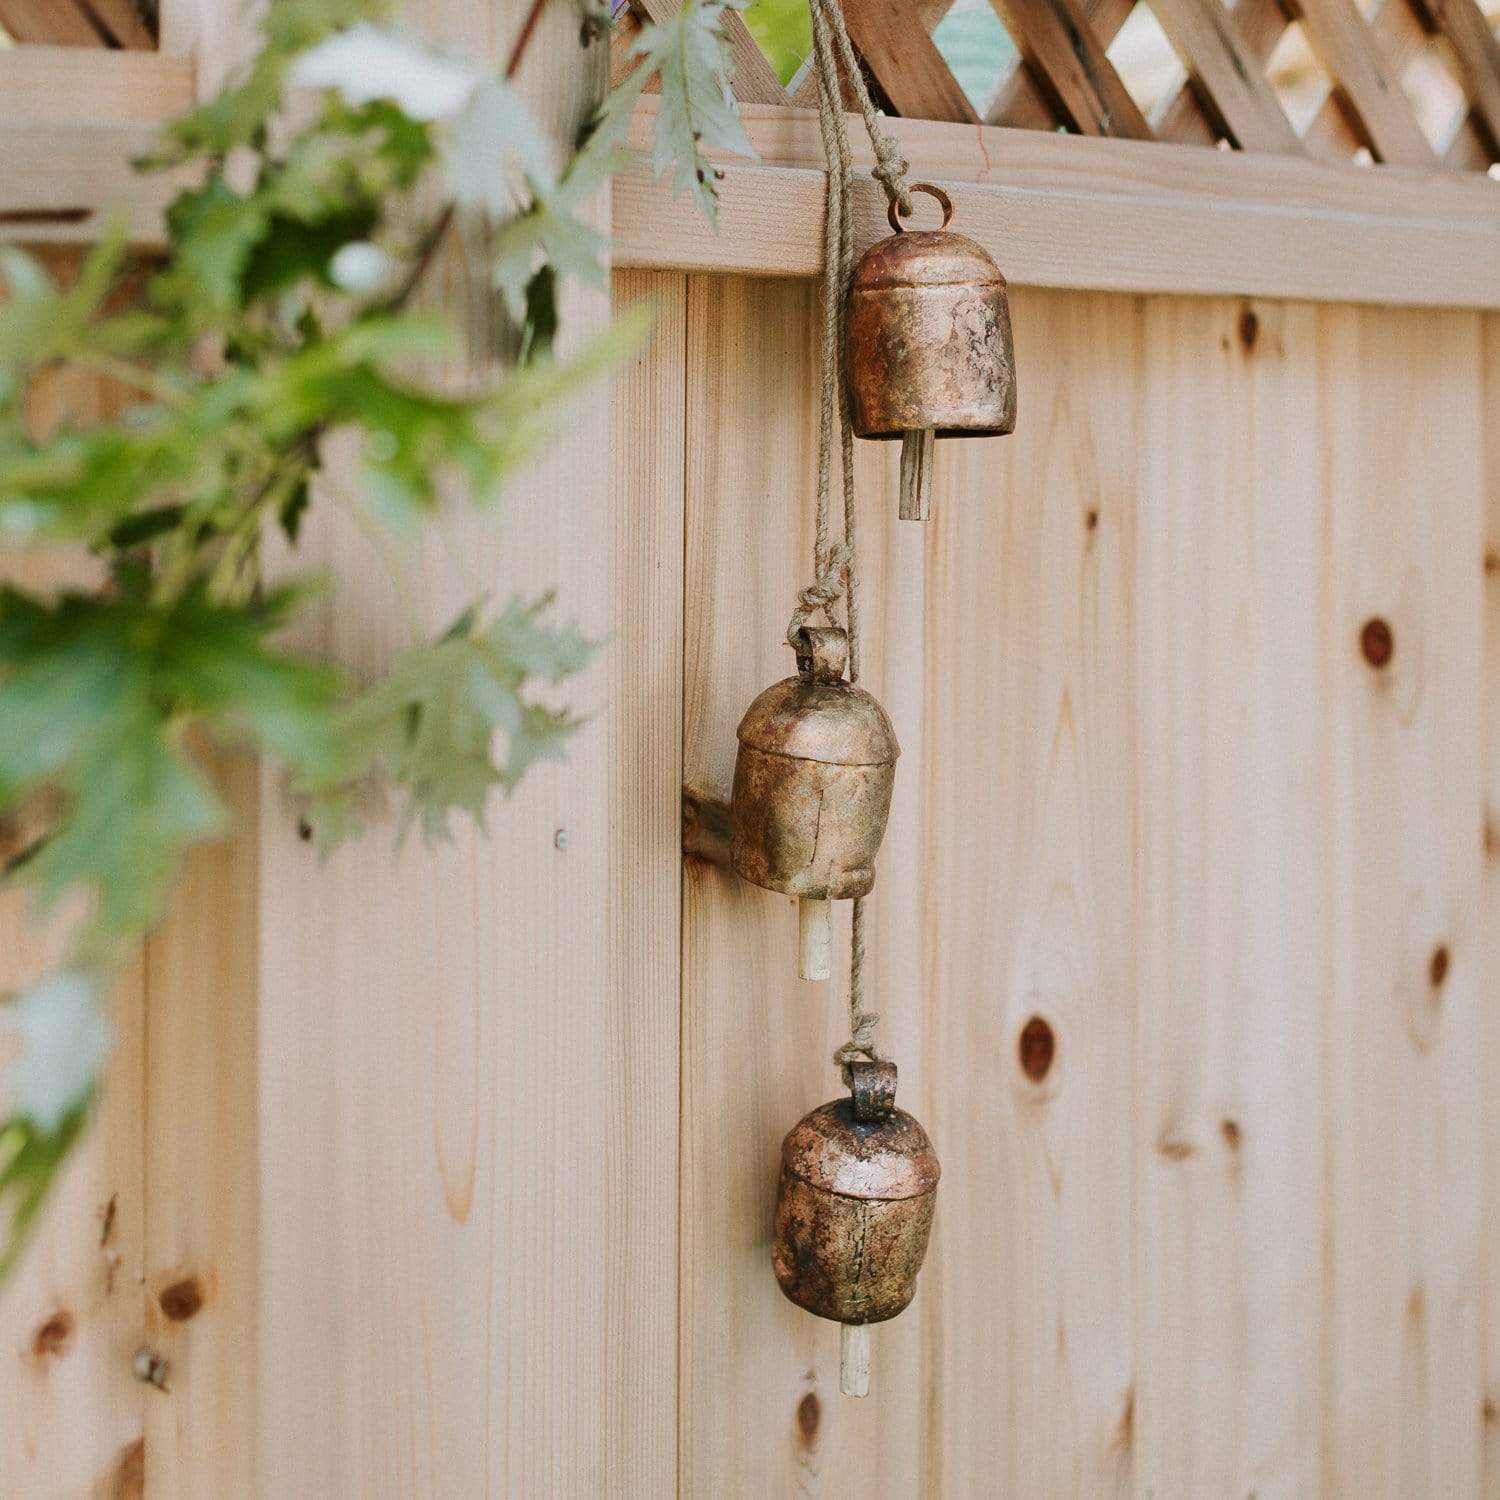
xmin=619 ymin=0 xmax=1500 ymax=172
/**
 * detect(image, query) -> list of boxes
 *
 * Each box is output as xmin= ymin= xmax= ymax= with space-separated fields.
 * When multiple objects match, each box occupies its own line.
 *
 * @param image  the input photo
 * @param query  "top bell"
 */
xmin=846 ymin=182 xmax=1016 ymax=522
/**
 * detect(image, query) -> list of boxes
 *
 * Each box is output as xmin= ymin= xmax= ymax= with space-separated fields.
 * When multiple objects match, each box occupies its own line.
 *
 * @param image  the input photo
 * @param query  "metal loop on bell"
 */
xmin=795 ymin=626 xmax=849 ymax=684
xmin=849 ymin=1058 xmax=898 ymax=1121
xmin=887 ymin=181 xmax=954 ymax=236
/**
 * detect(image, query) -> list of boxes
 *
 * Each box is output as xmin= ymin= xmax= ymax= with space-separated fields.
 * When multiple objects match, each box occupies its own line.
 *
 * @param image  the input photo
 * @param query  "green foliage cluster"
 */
xmin=0 ymin=0 xmax=752 ymax=1274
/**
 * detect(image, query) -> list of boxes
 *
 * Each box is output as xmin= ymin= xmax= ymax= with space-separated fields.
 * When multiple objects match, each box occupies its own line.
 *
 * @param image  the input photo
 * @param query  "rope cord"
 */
xmin=787 ymin=0 xmax=912 ymax=1082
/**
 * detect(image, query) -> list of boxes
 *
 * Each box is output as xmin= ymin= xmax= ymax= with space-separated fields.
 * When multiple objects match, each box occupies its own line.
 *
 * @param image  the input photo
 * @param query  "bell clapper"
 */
xmin=899 ymin=428 xmax=934 ymax=521
xmin=840 ymin=1323 xmax=871 ymax=1398
xmin=799 ymin=896 xmax=833 ymax=980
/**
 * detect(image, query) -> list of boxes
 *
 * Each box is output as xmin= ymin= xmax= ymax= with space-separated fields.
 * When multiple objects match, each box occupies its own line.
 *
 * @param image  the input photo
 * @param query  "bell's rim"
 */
xmin=855 ymin=418 xmax=1017 ymax=440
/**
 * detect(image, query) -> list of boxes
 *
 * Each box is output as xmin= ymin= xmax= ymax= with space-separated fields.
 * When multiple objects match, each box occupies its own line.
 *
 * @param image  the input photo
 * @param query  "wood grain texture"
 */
xmin=842 ymin=0 xmax=980 ymax=122
xmin=989 ymin=0 xmax=1155 ymax=136
xmin=1146 ymin=0 xmax=1302 ymax=151
xmin=605 ymin=268 xmax=685 ymax=1493
xmin=918 ymin=288 xmax=1136 ymax=1498
xmin=1133 ymin=296 xmax=1327 ymax=1496
xmin=0 ymin=48 xmax=194 ymax=124
xmin=139 ymin=751 xmax=259 ymax=1500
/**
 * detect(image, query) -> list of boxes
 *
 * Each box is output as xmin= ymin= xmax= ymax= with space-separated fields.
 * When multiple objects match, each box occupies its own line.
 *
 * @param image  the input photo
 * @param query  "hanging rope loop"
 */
xmin=790 ymin=0 xmax=906 ymax=1081
xmin=786 ymin=540 xmax=850 ymax=651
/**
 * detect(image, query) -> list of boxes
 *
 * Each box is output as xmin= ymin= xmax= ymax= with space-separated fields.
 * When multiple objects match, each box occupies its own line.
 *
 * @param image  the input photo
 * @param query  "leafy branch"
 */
xmin=0 ymin=0 xmax=751 ymax=1276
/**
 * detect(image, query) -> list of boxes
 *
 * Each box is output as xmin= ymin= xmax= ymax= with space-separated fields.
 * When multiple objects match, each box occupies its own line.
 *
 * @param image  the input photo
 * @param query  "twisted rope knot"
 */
xmin=871 ymin=151 xmax=913 ymax=216
xmin=834 ymin=1010 xmax=881 ymax=1082
xmin=786 ymin=539 xmax=850 ymax=650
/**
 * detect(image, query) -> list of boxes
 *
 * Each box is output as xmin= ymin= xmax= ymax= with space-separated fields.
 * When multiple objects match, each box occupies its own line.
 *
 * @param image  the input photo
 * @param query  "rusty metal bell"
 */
xmin=731 ymin=626 xmax=899 ymax=979
xmin=846 ymin=182 xmax=1017 ymax=522
xmin=773 ymin=1060 xmax=940 ymax=1397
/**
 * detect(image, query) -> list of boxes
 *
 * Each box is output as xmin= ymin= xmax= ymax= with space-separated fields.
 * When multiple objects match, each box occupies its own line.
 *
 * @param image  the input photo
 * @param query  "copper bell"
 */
xmin=846 ymin=182 xmax=1017 ymax=522
xmin=731 ymin=626 xmax=899 ymax=980
xmin=773 ymin=1060 xmax=940 ymax=1397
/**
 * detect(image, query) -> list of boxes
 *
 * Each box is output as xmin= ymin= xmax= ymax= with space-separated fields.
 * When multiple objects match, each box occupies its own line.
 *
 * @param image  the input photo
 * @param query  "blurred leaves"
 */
xmin=0 ymin=0 xmax=735 ymax=1280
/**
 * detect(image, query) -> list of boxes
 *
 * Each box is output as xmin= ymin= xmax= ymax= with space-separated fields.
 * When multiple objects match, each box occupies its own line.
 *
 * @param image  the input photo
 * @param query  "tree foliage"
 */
xmin=0 ymin=0 xmax=750 ymax=1275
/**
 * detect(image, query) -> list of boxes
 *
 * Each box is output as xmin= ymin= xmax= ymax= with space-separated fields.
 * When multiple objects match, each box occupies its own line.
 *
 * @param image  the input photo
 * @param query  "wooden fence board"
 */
xmin=605 ymin=268 xmax=685 ymax=1494
xmin=1133 ymin=296 xmax=1327 ymax=1495
xmin=1320 ymin=303 xmax=1487 ymax=1496
xmin=918 ymin=288 xmax=1137 ymax=1497
xmin=142 ymin=753 xmax=259 ymax=1500
xmin=1482 ymin=308 xmax=1500 ymax=1500
xmin=613 ymin=105 xmax=1500 ymax=308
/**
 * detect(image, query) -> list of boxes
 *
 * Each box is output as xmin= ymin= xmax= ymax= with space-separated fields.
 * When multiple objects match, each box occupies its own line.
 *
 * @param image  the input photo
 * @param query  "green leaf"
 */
xmin=0 ymin=228 xmax=129 ymax=373
xmin=0 ymin=582 xmax=342 ymax=950
xmin=300 ymin=594 xmax=598 ymax=850
xmin=0 ymin=1106 xmax=89 ymax=1284
xmin=597 ymin=0 xmax=757 ymax=225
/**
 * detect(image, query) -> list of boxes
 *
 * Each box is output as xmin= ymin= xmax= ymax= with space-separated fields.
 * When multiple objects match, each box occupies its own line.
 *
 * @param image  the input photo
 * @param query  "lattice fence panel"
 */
xmin=614 ymin=0 xmax=1500 ymax=172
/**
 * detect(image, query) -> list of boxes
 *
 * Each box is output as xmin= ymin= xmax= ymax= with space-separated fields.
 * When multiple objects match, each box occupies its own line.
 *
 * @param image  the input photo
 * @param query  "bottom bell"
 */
xmin=772 ymin=1060 xmax=940 ymax=1396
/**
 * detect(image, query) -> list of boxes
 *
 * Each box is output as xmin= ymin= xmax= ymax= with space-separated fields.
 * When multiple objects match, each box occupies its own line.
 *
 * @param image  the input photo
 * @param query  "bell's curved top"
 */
xmin=851 ymin=230 xmax=1005 ymax=293
xmin=781 ymin=1099 xmax=941 ymax=1201
xmin=735 ymin=676 xmax=900 ymax=768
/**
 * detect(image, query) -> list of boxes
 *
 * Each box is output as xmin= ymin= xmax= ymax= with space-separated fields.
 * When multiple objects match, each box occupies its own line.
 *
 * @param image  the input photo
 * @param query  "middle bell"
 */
xmin=731 ymin=626 xmax=899 ymax=980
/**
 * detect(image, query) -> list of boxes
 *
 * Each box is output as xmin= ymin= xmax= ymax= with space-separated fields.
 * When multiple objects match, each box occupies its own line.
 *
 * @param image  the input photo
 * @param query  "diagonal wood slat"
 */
xmin=632 ymin=0 xmax=791 ymax=104
xmin=989 ymin=0 xmax=1156 ymax=135
xmin=1410 ymin=0 xmax=1500 ymax=152
xmin=0 ymin=0 xmax=102 ymax=44
xmin=79 ymin=0 xmax=155 ymax=48
xmin=1156 ymin=0 xmax=1291 ymax=145
xmin=1288 ymin=0 xmax=1437 ymax=161
xmin=841 ymin=0 xmax=980 ymax=122
xmin=986 ymin=0 xmax=1214 ymax=138
xmin=1146 ymin=0 xmax=1304 ymax=150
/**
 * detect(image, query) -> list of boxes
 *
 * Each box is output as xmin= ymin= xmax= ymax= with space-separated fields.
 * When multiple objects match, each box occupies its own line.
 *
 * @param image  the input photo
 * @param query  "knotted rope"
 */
xmin=787 ymin=0 xmax=913 ymax=1084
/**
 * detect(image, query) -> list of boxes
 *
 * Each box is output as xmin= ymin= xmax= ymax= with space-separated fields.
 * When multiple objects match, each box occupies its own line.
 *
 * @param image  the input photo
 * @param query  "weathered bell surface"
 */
xmin=846 ymin=183 xmax=1016 ymax=523
xmin=730 ymin=627 xmax=899 ymax=903
xmin=773 ymin=1061 xmax=940 ymax=1328
xmin=846 ymin=185 xmax=1017 ymax=441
